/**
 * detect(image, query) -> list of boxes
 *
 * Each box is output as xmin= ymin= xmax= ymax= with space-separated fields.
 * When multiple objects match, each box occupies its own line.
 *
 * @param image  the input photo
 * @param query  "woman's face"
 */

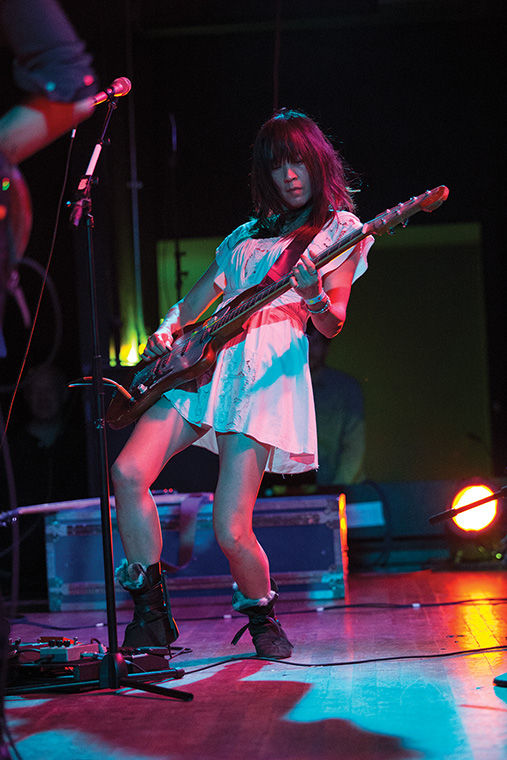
xmin=271 ymin=161 xmax=312 ymax=209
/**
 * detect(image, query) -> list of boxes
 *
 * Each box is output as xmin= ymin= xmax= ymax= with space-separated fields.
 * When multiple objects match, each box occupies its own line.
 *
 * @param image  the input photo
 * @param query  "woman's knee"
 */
xmin=111 ymin=455 xmax=146 ymax=493
xmin=215 ymin=520 xmax=253 ymax=559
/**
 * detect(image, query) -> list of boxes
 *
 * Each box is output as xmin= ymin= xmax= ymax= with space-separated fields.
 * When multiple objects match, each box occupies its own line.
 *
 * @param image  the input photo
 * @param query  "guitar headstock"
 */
xmin=363 ymin=185 xmax=449 ymax=236
xmin=420 ymin=185 xmax=449 ymax=212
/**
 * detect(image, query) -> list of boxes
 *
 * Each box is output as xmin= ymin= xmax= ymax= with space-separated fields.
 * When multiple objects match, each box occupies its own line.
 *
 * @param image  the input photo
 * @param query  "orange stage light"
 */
xmin=451 ymin=484 xmax=498 ymax=533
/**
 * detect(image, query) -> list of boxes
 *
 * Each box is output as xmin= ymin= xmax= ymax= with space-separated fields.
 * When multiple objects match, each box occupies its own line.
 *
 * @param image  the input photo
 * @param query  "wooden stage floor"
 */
xmin=4 ymin=569 xmax=507 ymax=760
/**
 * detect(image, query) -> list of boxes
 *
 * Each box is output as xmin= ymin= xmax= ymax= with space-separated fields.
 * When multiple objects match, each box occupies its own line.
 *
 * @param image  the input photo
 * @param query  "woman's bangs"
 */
xmin=267 ymin=125 xmax=309 ymax=168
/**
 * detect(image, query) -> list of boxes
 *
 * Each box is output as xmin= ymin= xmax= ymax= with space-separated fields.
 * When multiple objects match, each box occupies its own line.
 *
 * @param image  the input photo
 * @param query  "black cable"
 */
xmin=0 ymin=129 xmax=75 ymax=448
xmin=351 ymin=479 xmax=394 ymax=568
xmin=120 ymin=646 xmax=193 ymax=674
xmin=12 ymin=596 xmax=507 ymax=633
xmin=1 ymin=601 xmax=22 ymax=760
xmin=181 ymin=643 xmax=507 ymax=675
xmin=0 ymin=130 xmax=75 ymax=624
xmin=0 ymin=517 xmax=45 ymax=560
xmin=0 ymin=255 xmax=64 ymax=397
xmin=297 ymin=597 xmax=507 ymax=612
xmin=13 ymin=256 xmax=63 ymax=368
xmin=0 ymin=718 xmax=22 ymax=760
xmin=6 ymin=628 xmax=506 ymax=686
xmin=272 ymin=0 xmax=282 ymax=112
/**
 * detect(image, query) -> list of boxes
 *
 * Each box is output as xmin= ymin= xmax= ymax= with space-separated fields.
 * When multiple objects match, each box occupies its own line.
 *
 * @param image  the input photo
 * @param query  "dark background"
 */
xmin=1 ymin=0 xmax=506 ymax=491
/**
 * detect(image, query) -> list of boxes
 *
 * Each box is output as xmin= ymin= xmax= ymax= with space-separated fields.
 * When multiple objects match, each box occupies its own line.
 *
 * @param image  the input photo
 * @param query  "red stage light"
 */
xmin=451 ymin=485 xmax=497 ymax=532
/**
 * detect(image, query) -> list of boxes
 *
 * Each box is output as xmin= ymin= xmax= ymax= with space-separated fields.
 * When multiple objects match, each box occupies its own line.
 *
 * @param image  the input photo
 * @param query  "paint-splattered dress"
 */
xmin=163 ymin=211 xmax=373 ymax=474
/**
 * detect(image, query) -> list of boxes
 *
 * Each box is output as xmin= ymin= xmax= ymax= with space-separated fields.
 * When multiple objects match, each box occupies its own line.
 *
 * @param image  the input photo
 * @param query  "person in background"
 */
xmin=307 ymin=321 xmax=366 ymax=486
xmin=12 ymin=364 xmax=87 ymax=502
xmin=0 ymin=364 xmax=88 ymax=599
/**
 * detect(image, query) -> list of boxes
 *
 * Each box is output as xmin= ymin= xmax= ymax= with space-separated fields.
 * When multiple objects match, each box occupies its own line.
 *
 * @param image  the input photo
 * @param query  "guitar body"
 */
xmin=106 ymin=286 xmax=262 ymax=429
xmin=106 ymin=185 xmax=449 ymax=429
xmin=106 ymin=334 xmax=216 ymax=430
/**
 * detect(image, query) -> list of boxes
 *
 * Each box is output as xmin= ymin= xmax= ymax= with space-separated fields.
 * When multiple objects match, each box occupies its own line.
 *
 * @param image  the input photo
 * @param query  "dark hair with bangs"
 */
xmin=251 ymin=109 xmax=355 ymax=242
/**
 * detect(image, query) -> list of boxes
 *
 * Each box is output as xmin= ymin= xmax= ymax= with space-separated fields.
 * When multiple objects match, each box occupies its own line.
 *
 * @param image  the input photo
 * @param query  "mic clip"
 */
xmin=103 ymin=89 xmax=119 ymax=107
xmin=67 ymin=175 xmax=96 ymax=229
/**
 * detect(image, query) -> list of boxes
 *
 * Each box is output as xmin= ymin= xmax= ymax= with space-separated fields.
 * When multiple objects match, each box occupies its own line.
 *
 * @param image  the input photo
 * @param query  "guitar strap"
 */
xmin=259 ymin=228 xmax=316 ymax=287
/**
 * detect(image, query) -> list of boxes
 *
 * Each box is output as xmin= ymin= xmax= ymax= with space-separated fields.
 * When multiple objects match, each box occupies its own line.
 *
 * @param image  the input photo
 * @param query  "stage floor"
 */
xmin=4 ymin=569 xmax=507 ymax=760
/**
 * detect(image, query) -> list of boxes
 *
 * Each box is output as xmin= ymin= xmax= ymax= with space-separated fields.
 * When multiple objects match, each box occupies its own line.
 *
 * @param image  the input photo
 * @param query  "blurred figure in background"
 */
xmin=0 ymin=0 xmax=97 ymax=356
xmin=0 ymin=364 xmax=88 ymax=599
xmin=307 ymin=321 xmax=365 ymax=486
xmin=11 ymin=364 xmax=87 ymax=503
xmin=0 ymin=0 xmax=96 ymax=166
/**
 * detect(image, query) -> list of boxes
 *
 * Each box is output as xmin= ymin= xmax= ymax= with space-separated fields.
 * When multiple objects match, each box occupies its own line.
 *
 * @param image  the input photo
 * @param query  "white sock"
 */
xmin=115 ymin=559 xmax=147 ymax=590
xmin=232 ymin=582 xmax=277 ymax=611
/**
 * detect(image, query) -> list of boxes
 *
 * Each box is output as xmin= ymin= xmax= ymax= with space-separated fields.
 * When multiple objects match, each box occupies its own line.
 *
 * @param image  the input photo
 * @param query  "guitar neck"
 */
xmin=208 ymin=225 xmax=366 ymax=337
xmin=206 ymin=185 xmax=450 ymax=339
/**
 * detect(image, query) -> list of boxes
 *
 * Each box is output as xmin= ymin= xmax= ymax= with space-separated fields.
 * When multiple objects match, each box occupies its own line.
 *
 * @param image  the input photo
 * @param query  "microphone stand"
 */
xmin=68 ymin=95 xmax=192 ymax=701
xmin=168 ymin=113 xmax=187 ymax=301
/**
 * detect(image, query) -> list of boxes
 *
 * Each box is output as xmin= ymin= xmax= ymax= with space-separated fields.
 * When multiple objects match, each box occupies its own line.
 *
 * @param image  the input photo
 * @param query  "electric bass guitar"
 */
xmin=106 ymin=185 xmax=449 ymax=429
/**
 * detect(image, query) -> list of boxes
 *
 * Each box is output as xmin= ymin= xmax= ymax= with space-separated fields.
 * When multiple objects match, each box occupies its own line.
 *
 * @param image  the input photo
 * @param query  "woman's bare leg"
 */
xmin=111 ymin=397 xmax=203 ymax=566
xmin=213 ymin=432 xmax=270 ymax=599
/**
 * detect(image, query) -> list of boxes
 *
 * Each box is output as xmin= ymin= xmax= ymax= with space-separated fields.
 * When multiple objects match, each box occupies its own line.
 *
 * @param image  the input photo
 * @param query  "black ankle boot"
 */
xmin=117 ymin=561 xmax=179 ymax=649
xmin=231 ymin=579 xmax=293 ymax=659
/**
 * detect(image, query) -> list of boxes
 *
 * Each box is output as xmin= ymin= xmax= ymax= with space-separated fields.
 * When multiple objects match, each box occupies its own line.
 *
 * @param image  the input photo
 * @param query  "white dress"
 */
xmin=163 ymin=210 xmax=373 ymax=474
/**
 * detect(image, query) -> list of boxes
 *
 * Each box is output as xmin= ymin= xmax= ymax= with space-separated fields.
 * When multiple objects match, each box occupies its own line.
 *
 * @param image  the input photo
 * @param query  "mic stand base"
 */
xmin=6 ymin=648 xmax=193 ymax=701
xmin=99 ymin=651 xmax=193 ymax=701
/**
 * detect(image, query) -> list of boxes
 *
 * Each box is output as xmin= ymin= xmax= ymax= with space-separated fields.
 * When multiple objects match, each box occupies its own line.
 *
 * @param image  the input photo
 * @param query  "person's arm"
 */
xmin=142 ymin=261 xmax=222 ymax=359
xmin=0 ymin=0 xmax=97 ymax=164
xmin=290 ymin=248 xmax=361 ymax=338
xmin=332 ymin=418 xmax=366 ymax=484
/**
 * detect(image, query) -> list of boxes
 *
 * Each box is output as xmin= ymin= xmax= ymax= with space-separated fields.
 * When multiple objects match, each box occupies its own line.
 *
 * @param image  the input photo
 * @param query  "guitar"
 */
xmin=106 ymin=185 xmax=449 ymax=429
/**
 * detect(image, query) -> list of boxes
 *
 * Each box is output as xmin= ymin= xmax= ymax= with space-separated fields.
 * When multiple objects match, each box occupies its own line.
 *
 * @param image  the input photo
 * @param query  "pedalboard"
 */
xmin=38 ymin=641 xmax=100 ymax=662
xmin=6 ymin=635 xmax=182 ymax=695
xmin=9 ymin=636 xmax=101 ymax=664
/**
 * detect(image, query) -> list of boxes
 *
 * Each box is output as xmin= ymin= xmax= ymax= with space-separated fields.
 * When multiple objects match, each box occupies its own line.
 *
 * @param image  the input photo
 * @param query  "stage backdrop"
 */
xmin=326 ymin=221 xmax=490 ymax=482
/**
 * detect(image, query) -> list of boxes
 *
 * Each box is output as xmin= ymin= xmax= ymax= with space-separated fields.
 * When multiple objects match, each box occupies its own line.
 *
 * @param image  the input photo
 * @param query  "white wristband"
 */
xmin=307 ymin=293 xmax=331 ymax=315
xmin=305 ymin=290 xmax=327 ymax=306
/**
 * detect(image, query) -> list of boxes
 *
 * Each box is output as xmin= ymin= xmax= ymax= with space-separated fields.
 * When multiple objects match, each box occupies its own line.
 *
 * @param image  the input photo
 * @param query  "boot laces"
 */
xmin=231 ymin=614 xmax=284 ymax=646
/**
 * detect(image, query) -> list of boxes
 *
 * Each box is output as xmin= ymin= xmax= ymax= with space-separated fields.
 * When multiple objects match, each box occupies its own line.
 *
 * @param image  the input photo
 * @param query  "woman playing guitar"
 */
xmin=112 ymin=109 xmax=373 ymax=658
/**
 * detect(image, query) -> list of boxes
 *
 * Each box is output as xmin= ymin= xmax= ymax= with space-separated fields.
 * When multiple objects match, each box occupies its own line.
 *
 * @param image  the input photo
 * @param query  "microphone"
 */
xmin=90 ymin=77 xmax=132 ymax=107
